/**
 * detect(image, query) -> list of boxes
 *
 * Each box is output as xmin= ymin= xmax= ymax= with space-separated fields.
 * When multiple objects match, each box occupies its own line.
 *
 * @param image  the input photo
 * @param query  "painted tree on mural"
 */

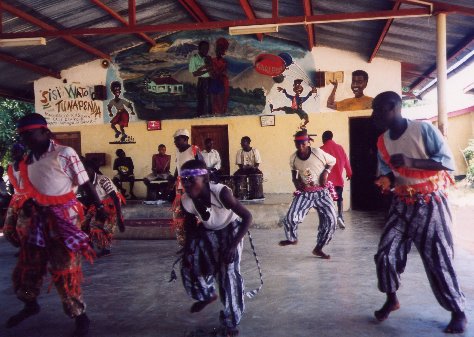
xmin=0 ymin=98 xmax=33 ymax=167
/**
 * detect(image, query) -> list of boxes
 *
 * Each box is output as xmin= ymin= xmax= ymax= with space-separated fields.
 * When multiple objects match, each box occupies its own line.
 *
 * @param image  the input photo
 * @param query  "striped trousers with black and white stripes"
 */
xmin=283 ymin=189 xmax=337 ymax=250
xmin=374 ymin=190 xmax=466 ymax=312
xmin=181 ymin=220 xmax=245 ymax=329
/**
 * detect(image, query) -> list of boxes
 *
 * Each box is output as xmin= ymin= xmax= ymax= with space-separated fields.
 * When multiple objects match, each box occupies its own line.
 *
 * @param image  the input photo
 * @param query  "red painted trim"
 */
xmin=369 ymin=0 xmax=402 ymax=63
xmin=0 ymin=8 xmax=432 ymax=38
xmin=239 ymin=0 xmax=263 ymax=41
xmin=425 ymin=105 xmax=474 ymax=122
xmin=91 ymin=0 xmax=155 ymax=46
xmin=0 ymin=53 xmax=61 ymax=79
xmin=177 ymin=0 xmax=209 ymax=23
xmin=272 ymin=0 xmax=279 ymax=19
xmin=1 ymin=2 xmax=110 ymax=60
xmin=128 ymin=0 xmax=136 ymax=25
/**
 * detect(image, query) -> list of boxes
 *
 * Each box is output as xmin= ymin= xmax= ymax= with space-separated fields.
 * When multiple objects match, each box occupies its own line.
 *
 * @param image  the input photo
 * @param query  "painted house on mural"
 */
xmin=146 ymin=76 xmax=184 ymax=95
xmin=1 ymin=0 xmax=473 ymax=213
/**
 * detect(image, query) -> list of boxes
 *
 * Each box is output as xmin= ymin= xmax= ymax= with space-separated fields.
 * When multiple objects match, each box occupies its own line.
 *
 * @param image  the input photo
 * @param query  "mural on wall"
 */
xmin=109 ymin=30 xmax=318 ymax=126
xmin=107 ymin=81 xmax=136 ymax=144
xmin=36 ymin=83 xmax=103 ymax=126
xmin=326 ymin=70 xmax=373 ymax=111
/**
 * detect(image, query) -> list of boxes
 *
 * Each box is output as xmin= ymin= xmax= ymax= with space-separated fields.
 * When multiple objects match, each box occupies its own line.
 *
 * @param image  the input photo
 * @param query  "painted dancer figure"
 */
xmin=279 ymin=129 xmax=337 ymax=259
xmin=272 ymin=79 xmax=318 ymax=129
xmin=83 ymin=160 xmax=125 ymax=257
xmin=179 ymin=160 xmax=252 ymax=336
xmin=107 ymin=81 xmax=135 ymax=142
xmin=372 ymin=91 xmax=467 ymax=333
xmin=3 ymin=113 xmax=106 ymax=337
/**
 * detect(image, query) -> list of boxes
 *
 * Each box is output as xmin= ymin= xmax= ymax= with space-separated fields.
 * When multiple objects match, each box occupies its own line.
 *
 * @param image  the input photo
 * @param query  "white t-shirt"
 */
xmin=202 ymin=149 xmax=221 ymax=170
xmin=176 ymin=145 xmax=199 ymax=175
xmin=181 ymin=183 xmax=238 ymax=230
xmin=290 ymin=147 xmax=336 ymax=187
xmin=27 ymin=141 xmax=89 ymax=196
xmin=236 ymin=148 xmax=261 ymax=167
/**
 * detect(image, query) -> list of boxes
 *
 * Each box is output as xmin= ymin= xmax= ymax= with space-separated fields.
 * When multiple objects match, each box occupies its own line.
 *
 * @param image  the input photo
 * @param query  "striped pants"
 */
xmin=181 ymin=221 xmax=245 ymax=328
xmin=375 ymin=191 xmax=466 ymax=312
xmin=283 ymin=190 xmax=337 ymax=250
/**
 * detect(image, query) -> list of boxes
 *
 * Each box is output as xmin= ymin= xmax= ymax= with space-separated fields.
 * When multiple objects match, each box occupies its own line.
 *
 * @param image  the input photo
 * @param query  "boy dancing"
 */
xmin=372 ymin=91 xmax=466 ymax=333
xmin=279 ymin=130 xmax=337 ymax=259
xmin=3 ymin=113 xmax=106 ymax=337
xmin=178 ymin=160 xmax=253 ymax=336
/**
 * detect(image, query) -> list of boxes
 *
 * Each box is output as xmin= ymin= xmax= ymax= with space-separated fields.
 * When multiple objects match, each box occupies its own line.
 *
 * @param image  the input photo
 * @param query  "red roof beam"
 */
xmin=128 ymin=0 xmax=136 ymax=25
xmin=368 ymin=0 xmax=402 ymax=63
xmin=239 ymin=0 xmax=263 ymax=41
xmin=177 ymin=0 xmax=209 ymax=23
xmin=90 ymin=0 xmax=155 ymax=46
xmin=302 ymin=0 xmax=315 ymax=51
xmin=0 ymin=7 xmax=434 ymax=38
xmin=0 ymin=2 xmax=110 ymax=60
xmin=272 ymin=0 xmax=278 ymax=19
xmin=0 ymin=52 xmax=61 ymax=79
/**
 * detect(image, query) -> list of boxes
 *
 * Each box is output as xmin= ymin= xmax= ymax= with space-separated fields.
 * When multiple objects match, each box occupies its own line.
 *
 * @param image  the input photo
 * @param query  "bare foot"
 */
xmin=374 ymin=298 xmax=400 ymax=321
xmin=279 ymin=240 xmax=298 ymax=246
xmin=6 ymin=301 xmax=40 ymax=328
xmin=190 ymin=294 xmax=218 ymax=313
xmin=444 ymin=311 xmax=467 ymax=334
xmin=312 ymin=248 xmax=330 ymax=259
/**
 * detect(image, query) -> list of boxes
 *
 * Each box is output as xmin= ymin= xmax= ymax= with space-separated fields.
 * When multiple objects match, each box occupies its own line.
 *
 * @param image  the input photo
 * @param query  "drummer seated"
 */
xmin=144 ymin=144 xmax=174 ymax=200
xmin=234 ymin=136 xmax=262 ymax=175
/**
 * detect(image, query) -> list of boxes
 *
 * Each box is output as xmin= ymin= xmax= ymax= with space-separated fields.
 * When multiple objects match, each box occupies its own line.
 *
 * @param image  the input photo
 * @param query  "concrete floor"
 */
xmin=0 ymin=210 xmax=473 ymax=337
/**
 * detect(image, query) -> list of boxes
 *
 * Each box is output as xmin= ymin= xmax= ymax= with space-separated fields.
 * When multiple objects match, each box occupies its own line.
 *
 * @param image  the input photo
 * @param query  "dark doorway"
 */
xmin=349 ymin=117 xmax=383 ymax=211
xmin=53 ymin=132 xmax=82 ymax=156
xmin=191 ymin=125 xmax=230 ymax=175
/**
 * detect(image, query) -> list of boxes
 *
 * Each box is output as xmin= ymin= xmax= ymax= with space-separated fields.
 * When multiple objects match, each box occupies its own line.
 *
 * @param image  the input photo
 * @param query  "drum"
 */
xmin=232 ymin=175 xmax=248 ymax=200
xmin=248 ymin=174 xmax=264 ymax=199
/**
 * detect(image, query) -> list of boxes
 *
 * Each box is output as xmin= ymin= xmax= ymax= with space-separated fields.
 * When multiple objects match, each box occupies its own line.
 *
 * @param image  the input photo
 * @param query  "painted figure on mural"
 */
xmin=210 ymin=38 xmax=230 ymax=115
xmin=189 ymin=41 xmax=212 ymax=117
xmin=327 ymin=70 xmax=373 ymax=111
xmin=271 ymin=79 xmax=318 ymax=129
xmin=107 ymin=81 xmax=135 ymax=142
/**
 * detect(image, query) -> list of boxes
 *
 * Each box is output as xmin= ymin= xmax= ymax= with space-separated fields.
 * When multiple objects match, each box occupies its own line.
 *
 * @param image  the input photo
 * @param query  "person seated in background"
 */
xmin=202 ymin=138 xmax=222 ymax=182
xmin=234 ymin=136 xmax=262 ymax=175
xmin=0 ymin=166 xmax=11 ymax=210
xmin=144 ymin=144 xmax=174 ymax=200
xmin=112 ymin=149 xmax=136 ymax=199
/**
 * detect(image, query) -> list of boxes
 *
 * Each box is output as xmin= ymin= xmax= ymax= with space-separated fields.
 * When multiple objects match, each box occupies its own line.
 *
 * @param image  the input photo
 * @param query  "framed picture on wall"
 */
xmin=147 ymin=120 xmax=162 ymax=131
xmin=260 ymin=115 xmax=275 ymax=127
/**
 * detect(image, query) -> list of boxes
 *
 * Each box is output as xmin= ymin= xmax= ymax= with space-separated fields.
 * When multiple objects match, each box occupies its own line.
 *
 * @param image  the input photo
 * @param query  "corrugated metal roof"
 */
xmin=0 ymin=0 xmax=472 ymax=101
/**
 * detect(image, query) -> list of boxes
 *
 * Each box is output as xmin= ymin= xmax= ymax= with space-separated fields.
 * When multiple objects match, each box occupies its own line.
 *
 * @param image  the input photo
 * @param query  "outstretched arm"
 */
xmin=327 ymin=80 xmax=338 ymax=110
xmin=220 ymin=187 xmax=252 ymax=263
xmin=109 ymin=191 xmax=125 ymax=232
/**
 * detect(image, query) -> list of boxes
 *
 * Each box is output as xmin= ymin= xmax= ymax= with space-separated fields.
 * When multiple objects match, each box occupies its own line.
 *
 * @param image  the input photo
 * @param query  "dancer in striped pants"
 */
xmin=279 ymin=129 xmax=337 ymax=259
xmin=372 ymin=91 xmax=466 ymax=334
xmin=178 ymin=160 xmax=253 ymax=336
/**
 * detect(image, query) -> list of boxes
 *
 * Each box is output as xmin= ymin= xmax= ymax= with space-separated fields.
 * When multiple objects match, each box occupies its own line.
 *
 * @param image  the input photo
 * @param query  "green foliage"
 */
xmin=462 ymin=139 xmax=474 ymax=184
xmin=0 ymin=98 xmax=33 ymax=168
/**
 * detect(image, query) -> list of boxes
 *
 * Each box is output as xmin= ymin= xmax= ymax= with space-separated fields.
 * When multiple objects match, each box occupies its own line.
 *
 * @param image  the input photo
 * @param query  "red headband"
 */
xmin=18 ymin=124 xmax=48 ymax=133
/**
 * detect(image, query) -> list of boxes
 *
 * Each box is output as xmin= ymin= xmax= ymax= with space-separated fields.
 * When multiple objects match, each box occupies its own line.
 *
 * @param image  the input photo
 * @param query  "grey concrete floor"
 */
xmin=0 ymin=210 xmax=473 ymax=337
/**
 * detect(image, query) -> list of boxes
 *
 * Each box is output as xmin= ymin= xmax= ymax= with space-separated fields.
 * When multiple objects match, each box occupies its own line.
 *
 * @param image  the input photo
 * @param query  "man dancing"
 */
xmin=279 ymin=130 xmax=337 ymax=259
xmin=372 ymin=91 xmax=466 ymax=333
xmin=3 ymin=113 xmax=106 ymax=337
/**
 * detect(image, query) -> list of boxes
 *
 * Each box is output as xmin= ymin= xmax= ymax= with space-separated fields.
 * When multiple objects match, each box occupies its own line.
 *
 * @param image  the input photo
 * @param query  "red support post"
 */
xmin=0 ymin=2 xmax=110 ymax=60
xmin=128 ymin=0 xmax=136 ymax=26
xmin=272 ymin=0 xmax=278 ymax=20
xmin=91 ymin=0 xmax=155 ymax=46
xmin=239 ymin=0 xmax=263 ymax=41
xmin=0 ymin=8 xmax=435 ymax=38
xmin=302 ymin=0 xmax=315 ymax=51
xmin=368 ymin=0 xmax=402 ymax=62
xmin=0 ymin=52 xmax=61 ymax=79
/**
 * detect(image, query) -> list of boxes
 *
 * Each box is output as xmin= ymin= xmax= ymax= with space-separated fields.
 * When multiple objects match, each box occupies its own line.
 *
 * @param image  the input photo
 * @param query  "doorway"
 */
xmin=349 ymin=117 xmax=383 ymax=211
xmin=191 ymin=125 xmax=230 ymax=175
xmin=53 ymin=132 xmax=82 ymax=156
